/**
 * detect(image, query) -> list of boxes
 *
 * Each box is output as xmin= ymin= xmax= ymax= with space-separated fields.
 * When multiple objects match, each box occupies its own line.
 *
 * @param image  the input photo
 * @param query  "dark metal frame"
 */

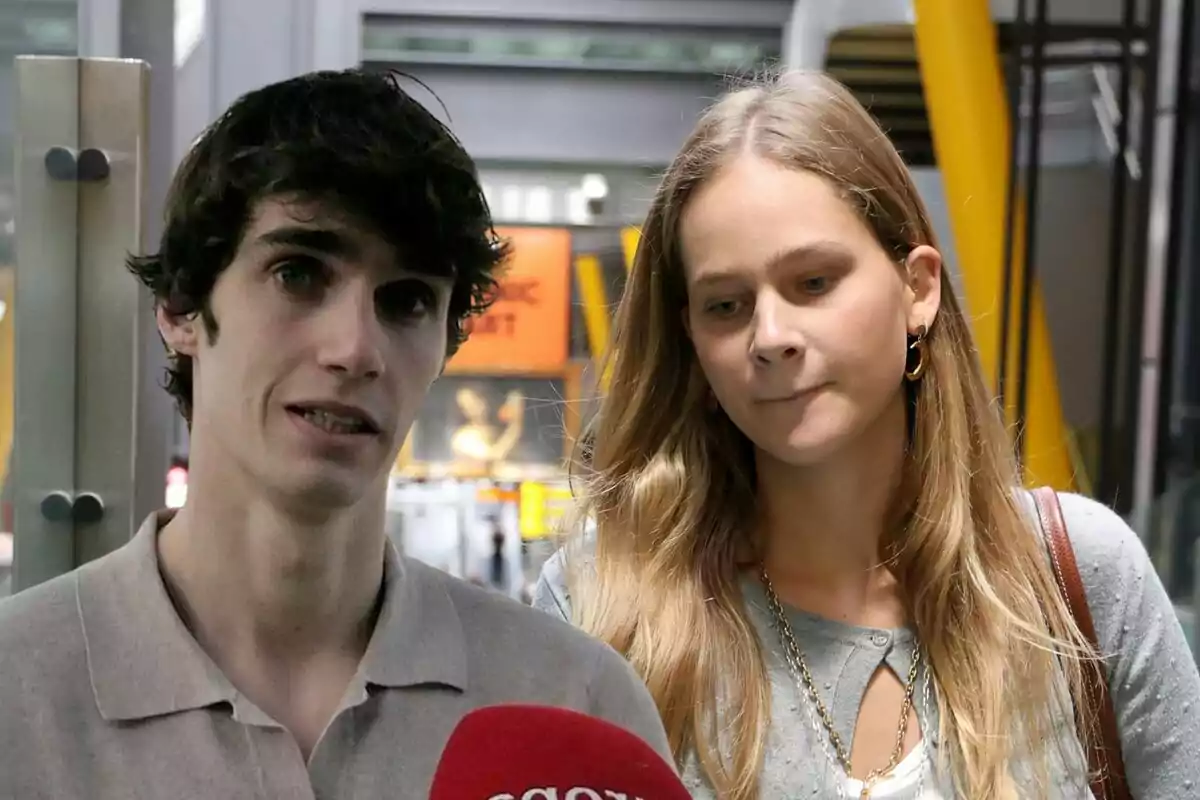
xmin=1000 ymin=0 xmax=1164 ymax=513
xmin=1155 ymin=0 xmax=1200 ymax=609
xmin=1156 ymin=0 xmax=1197 ymax=501
xmin=1096 ymin=0 xmax=1142 ymax=507
xmin=996 ymin=0 xmax=1026 ymax=412
xmin=1015 ymin=0 xmax=1048 ymax=457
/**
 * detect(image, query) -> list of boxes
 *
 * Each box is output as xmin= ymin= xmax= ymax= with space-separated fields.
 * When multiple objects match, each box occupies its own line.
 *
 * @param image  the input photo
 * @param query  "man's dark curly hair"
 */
xmin=128 ymin=69 xmax=508 ymax=422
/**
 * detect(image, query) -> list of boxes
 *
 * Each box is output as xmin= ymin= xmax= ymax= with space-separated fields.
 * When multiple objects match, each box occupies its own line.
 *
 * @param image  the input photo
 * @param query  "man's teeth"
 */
xmin=301 ymin=409 xmax=367 ymax=433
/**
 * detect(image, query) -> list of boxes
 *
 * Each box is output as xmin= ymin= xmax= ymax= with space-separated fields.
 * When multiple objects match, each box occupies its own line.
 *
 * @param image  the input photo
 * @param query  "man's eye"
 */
xmin=272 ymin=258 xmax=328 ymax=298
xmin=378 ymin=280 xmax=438 ymax=323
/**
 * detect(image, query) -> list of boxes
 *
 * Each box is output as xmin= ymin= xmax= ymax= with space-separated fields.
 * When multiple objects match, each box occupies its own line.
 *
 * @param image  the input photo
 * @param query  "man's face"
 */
xmin=160 ymin=197 xmax=451 ymax=513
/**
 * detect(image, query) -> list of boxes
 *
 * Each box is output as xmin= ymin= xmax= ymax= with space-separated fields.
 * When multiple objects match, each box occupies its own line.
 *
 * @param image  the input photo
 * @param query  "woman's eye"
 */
xmin=800 ymin=275 xmax=832 ymax=295
xmin=703 ymin=299 xmax=742 ymax=318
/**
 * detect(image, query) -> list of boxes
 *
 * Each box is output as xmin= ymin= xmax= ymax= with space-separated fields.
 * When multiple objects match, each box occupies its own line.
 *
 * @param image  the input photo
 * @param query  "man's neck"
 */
xmin=157 ymin=476 xmax=387 ymax=667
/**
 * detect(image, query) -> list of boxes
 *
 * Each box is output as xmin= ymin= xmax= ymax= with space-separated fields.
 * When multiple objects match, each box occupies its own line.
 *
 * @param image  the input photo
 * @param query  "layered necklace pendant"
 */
xmin=859 ymin=774 xmax=883 ymax=799
xmin=759 ymin=567 xmax=921 ymax=799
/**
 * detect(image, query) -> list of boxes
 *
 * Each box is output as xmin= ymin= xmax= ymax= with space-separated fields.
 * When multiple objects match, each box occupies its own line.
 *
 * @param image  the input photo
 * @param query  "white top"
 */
xmin=845 ymin=742 xmax=950 ymax=799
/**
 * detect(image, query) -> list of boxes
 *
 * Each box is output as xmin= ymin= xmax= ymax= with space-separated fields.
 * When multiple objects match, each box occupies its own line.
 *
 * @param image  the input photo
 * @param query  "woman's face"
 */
xmin=679 ymin=155 xmax=941 ymax=468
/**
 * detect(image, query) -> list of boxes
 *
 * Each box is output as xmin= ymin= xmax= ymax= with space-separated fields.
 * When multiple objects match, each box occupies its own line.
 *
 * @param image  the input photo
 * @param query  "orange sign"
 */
xmin=448 ymin=227 xmax=571 ymax=372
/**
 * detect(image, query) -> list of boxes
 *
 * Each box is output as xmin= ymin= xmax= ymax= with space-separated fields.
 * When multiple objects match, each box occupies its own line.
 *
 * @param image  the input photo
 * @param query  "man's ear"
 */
xmin=156 ymin=306 xmax=201 ymax=357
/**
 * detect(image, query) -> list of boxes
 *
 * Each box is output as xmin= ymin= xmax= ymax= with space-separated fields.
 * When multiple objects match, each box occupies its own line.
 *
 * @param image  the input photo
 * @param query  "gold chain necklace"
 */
xmin=760 ymin=568 xmax=920 ymax=799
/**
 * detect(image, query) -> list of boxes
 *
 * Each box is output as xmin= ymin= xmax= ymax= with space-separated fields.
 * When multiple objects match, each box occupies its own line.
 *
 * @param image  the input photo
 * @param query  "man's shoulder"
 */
xmin=401 ymin=556 xmax=671 ymax=761
xmin=0 ymin=569 xmax=83 ymax=647
xmin=404 ymin=555 xmax=609 ymax=663
xmin=0 ymin=541 xmax=142 ymax=674
xmin=0 ymin=568 xmax=92 ymax=709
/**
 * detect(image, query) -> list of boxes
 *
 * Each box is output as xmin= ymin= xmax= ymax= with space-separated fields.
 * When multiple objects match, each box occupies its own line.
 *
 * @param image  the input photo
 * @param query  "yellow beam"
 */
xmin=913 ymin=0 xmax=1075 ymax=491
xmin=620 ymin=227 xmax=641 ymax=274
xmin=573 ymin=253 xmax=613 ymax=375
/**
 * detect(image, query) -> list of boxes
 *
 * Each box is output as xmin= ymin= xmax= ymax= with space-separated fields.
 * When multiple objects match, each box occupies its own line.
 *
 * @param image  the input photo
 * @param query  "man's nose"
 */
xmin=749 ymin=292 xmax=804 ymax=366
xmin=316 ymin=287 xmax=386 ymax=379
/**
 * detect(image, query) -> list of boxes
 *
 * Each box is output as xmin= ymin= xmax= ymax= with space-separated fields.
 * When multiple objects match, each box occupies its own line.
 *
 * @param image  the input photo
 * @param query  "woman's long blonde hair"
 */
xmin=564 ymin=71 xmax=1097 ymax=799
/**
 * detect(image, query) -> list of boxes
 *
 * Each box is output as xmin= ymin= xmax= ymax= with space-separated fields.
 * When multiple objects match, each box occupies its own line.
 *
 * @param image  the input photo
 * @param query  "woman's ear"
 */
xmin=904 ymin=245 xmax=942 ymax=332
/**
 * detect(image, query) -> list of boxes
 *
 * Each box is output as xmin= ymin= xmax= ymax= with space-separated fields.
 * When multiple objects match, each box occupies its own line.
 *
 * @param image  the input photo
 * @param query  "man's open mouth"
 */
xmin=287 ymin=403 xmax=380 ymax=436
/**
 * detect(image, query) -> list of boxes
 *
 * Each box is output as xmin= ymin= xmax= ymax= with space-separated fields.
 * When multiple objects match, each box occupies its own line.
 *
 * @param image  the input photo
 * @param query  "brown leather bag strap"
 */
xmin=1030 ymin=486 xmax=1132 ymax=800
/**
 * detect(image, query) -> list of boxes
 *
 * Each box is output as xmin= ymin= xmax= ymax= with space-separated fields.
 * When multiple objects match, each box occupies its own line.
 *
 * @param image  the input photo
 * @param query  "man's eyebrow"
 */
xmin=254 ymin=226 xmax=363 ymax=260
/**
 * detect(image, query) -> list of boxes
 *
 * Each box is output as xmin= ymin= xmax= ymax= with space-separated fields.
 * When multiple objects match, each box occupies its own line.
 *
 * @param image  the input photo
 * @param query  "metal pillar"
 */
xmin=9 ymin=0 xmax=176 ymax=591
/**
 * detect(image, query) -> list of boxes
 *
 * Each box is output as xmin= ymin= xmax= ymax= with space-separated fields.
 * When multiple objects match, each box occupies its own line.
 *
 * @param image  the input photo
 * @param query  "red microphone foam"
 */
xmin=429 ymin=704 xmax=689 ymax=800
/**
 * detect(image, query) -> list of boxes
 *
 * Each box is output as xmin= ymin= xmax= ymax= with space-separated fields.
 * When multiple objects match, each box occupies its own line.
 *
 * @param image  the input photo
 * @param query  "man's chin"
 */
xmin=273 ymin=466 xmax=384 ymax=518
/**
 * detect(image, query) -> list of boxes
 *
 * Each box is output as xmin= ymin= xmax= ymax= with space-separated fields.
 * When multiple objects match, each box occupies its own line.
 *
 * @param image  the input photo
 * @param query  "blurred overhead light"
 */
xmin=566 ymin=189 xmax=591 ymax=225
xmin=525 ymin=186 xmax=553 ymax=223
xmin=581 ymin=174 xmax=609 ymax=201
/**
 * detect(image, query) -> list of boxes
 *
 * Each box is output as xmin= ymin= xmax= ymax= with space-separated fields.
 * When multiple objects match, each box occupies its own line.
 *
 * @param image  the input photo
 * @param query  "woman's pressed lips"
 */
xmin=753 ymin=383 xmax=827 ymax=405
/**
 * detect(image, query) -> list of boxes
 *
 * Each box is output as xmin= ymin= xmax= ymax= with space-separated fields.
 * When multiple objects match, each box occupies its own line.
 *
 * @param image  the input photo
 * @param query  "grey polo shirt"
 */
xmin=0 ymin=512 xmax=672 ymax=800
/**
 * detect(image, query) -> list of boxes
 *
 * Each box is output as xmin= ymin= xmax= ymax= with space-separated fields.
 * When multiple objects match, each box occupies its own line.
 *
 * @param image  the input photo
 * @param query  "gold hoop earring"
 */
xmin=905 ymin=324 xmax=928 ymax=382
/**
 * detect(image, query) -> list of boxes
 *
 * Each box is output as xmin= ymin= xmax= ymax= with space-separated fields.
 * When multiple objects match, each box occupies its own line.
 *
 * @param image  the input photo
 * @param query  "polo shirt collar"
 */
xmin=360 ymin=543 xmax=469 ymax=691
xmin=79 ymin=511 xmax=233 ymax=722
xmin=79 ymin=511 xmax=469 ymax=723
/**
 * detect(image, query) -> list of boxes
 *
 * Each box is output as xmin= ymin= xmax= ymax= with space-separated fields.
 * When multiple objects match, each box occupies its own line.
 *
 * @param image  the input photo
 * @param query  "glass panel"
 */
xmin=0 ymin=1 xmax=80 ymax=597
xmin=73 ymin=57 xmax=150 ymax=566
xmin=1151 ymin=237 xmax=1200 ymax=658
xmin=362 ymin=16 xmax=779 ymax=74
xmin=10 ymin=55 xmax=82 ymax=594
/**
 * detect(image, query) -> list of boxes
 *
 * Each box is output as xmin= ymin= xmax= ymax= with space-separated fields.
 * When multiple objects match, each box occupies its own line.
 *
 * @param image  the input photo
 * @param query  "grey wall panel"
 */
xmin=212 ymin=0 xmax=309 ymax=119
xmin=316 ymin=0 xmax=792 ymax=71
xmin=911 ymin=164 xmax=1113 ymax=437
xmin=1035 ymin=165 xmax=1115 ymax=434
xmin=173 ymin=33 xmax=210 ymax=162
xmin=349 ymin=0 xmax=791 ymax=28
xmin=389 ymin=65 xmax=729 ymax=166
